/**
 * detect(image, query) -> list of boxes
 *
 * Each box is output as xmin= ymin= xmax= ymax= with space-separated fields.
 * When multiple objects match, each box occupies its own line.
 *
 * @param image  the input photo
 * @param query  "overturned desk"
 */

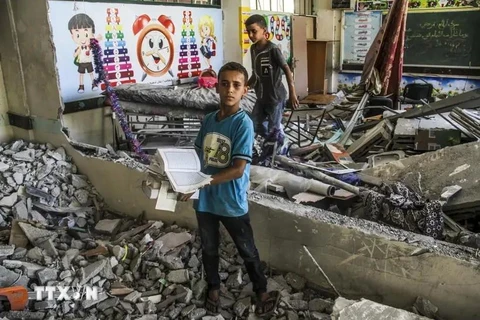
xmin=284 ymin=94 xmax=343 ymax=147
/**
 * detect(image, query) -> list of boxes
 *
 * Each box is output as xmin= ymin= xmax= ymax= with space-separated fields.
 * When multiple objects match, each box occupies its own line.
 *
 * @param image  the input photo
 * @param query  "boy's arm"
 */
xmin=247 ymin=45 xmax=256 ymax=89
xmin=281 ymin=63 xmax=300 ymax=109
xmin=209 ymin=159 xmax=248 ymax=185
xmin=272 ymin=46 xmax=299 ymax=109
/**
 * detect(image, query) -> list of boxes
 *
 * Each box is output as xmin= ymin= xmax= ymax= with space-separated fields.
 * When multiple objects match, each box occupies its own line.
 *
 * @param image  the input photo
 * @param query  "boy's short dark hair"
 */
xmin=218 ymin=62 xmax=249 ymax=85
xmin=245 ymin=14 xmax=267 ymax=29
xmin=68 ymin=13 xmax=95 ymax=34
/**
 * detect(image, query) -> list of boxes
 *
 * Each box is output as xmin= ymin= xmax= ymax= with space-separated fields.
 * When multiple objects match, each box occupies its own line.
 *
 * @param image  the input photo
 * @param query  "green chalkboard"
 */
xmin=404 ymin=10 xmax=480 ymax=68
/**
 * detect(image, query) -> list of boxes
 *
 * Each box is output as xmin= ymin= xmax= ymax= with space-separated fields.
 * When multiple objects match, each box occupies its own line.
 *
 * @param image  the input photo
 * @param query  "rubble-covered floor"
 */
xmin=0 ymin=140 xmax=334 ymax=320
xmin=0 ymin=140 xmax=452 ymax=320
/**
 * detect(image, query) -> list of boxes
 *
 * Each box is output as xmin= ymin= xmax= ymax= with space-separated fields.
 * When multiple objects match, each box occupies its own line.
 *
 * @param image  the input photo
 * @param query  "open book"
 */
xmin=156 ymin=148 xmax=212 ymax=194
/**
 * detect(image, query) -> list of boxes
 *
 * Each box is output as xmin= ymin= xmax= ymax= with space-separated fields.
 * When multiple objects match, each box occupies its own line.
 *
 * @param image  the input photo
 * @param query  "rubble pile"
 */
xmin=67 ymin=138 xmax=146 ymax=171
xmin=245 ymin=88 xmax=480 ymax=248
xmin=0 ymin=140 xmax=336 ymax=320
xmin=0 ymin=140 xmax=104 ymax=229
xmin=0 ymin=217 xmax=336 ymax=320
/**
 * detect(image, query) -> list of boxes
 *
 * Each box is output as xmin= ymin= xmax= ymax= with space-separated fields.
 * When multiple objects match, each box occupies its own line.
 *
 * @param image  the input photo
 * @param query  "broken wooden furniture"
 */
xmin=284 ymin=93 xmax=344 ymax=148
xmin=111 ymin=83 xmax=256 ymax=151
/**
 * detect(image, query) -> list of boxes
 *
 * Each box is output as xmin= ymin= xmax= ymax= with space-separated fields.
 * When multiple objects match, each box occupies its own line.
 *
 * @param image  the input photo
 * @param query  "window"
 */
xmin=294 ymin=0 xmax=314 ymax=15
xmin=250 ymin=0 xmax=294 ymax=13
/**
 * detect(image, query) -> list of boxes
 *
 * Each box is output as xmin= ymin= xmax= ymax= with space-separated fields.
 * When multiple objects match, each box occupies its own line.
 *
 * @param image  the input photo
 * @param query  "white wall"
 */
xmin=222 ymin=0 xmax=250 ymax=63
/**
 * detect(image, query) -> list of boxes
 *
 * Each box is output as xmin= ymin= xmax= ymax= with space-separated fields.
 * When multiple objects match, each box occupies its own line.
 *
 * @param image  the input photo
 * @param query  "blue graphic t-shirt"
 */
xmin=193 ymin=109 xmax=254 ymax=217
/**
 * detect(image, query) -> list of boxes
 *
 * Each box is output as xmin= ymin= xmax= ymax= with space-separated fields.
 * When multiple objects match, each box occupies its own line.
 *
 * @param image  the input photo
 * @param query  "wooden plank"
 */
xmin=300 ymin=94 xmax=336 ymax=105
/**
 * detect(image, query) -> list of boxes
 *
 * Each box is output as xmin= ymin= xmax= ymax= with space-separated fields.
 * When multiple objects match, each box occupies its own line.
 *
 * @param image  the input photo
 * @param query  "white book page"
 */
xmin=158 ymin=149 xmax=200 ymax=172
xmin=155 ymin=181 xmax=177 ymax=212
xmin=166 ymin=171 xmax=211 ymax=193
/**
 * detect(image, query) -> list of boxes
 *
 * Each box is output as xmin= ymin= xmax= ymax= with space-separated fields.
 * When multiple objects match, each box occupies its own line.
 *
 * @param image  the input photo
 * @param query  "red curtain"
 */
xmin=360 ymin=0 xmax=409 ymax=102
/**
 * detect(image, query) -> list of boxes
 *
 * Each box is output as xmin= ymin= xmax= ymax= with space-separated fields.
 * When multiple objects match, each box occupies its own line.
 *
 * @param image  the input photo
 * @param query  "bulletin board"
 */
xmin=341 ymin=11 xmax=383 ymax=65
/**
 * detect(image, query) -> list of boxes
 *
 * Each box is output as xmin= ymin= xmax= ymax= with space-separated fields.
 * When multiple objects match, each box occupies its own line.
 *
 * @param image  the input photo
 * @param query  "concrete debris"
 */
xmin=413 ymin=296 xmax=439 ymax=319
xmin=331 ymin=297 xmax=431 ymax=320
xmin=0 ymin=244 xmax=15 ymax=257
xmin=0 ymin=210 xmax=339 ymax=320
xmin=0 ymin=140 xmax=104 ymax=231
xmin=94 ymin=219 xmax=122 ymax=235
xmin=68 ymin=139 xmax=146 ymax=171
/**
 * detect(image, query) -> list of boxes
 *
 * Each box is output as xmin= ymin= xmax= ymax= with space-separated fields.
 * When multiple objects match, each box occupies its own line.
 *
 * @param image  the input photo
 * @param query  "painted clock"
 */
xmin=133 ymin=14 xmax=175 ymax=78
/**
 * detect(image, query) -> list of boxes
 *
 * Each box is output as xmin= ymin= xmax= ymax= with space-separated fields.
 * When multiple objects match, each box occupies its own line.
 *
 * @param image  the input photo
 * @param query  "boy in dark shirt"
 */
xmin=245 ymin=14 xmax=299 ymax=138
xmin=179 ymin=62 xmax=280 ymax=317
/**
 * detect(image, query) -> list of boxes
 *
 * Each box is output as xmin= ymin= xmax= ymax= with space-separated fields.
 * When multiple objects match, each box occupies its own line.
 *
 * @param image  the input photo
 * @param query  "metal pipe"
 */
xmin=338 ymin=92 xmax=370 ymax=146
xmin=276 ymin=155 xmax=361 ymax=195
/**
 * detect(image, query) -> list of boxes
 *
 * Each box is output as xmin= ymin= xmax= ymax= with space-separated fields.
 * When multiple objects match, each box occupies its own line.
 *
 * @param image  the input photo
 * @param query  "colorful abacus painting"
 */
xmin=103 ymin=8 xmax=136 ymax=90
xmin=268 ymin=15 xmax=291 ymax=42
xmin=177 ymin=10 xmax=201 ymax=79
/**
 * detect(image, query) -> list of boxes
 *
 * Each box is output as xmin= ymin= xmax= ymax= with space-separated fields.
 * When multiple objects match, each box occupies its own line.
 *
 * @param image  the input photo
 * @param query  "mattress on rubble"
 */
xmin=113 ymin=83 xmax=256 ymax=116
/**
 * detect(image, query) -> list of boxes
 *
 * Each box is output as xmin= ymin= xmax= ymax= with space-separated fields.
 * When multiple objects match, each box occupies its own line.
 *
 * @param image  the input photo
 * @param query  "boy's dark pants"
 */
xmin=196 ymin=211 xmax=267 ymax=295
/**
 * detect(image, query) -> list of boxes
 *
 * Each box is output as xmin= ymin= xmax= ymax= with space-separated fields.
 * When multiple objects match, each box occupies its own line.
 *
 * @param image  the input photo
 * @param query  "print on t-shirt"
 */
xmin=203 ymin=132 xmax=232 ymax=168
xmin=260 ymin=57 xmax=271 ymax=77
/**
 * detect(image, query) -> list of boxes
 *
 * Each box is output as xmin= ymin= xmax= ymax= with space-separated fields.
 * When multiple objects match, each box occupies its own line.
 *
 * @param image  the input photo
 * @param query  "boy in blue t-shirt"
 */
xmin=179 ymin=62 xmax=279 ymax=317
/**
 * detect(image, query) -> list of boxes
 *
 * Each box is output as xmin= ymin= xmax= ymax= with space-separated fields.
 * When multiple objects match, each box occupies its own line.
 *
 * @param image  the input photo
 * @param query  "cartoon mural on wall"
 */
xmin=265 ymin=15 xmax=291 ymax=63
xmin=132 ymin=14 xmax=176 ymax=80
xmin=337 ymin=72 xmax=480 ymax=98
xmin=198 ymin=15 xmax=217 ymax=69
xmin=177 ymin=10 xmax=201 ymax=78
xmin=102 ymin=8 xmax=136 ymax=91
xmin=48 ymin=1 xmax=223 ymax=103
xmin=68 ymin=13 xmax=102 ymax=93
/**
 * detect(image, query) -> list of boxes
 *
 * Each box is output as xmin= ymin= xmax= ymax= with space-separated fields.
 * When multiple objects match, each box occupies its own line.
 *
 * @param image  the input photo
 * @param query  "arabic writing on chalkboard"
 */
xmin=403 ymin=10 xmax=480 ymax=67
xmin=406 ymin=18 xmax=471 ymax=61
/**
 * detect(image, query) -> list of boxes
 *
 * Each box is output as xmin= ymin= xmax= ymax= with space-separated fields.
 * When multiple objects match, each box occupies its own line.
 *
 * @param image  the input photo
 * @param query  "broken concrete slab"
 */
xmin=363 ymin=141 xmax=480 ymax=216
xmin=158 ymin=232 xmax=192 ymax=254
xmin=18 ymin=222 xmax=57 ymax=245
xmin=0 ymin=245 xmax=15 ymax=257
xmin=0 ymin=193 xmax=18 ymax=207
xmin=94 ymin=219 xmax=122 ymax=235
xmin=331 ymin=297 xmax=430 ymax=320
xmin=247 ymin=193 xmax=480 ymax=320
xmin=79 ymin=259 xmax=107 ymax=285
xmin=12 ymin=149 xmax=35 ymax=162
xmin=0 ymin=266 xmax=29 ymax=287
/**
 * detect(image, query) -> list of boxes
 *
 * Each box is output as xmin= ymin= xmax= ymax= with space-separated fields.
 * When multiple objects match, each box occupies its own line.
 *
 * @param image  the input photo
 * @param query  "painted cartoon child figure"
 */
xmin=199 ymin=15 xmax=217 ymax=69
xmin=68 ymin=13 xmax=102 ymax=93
